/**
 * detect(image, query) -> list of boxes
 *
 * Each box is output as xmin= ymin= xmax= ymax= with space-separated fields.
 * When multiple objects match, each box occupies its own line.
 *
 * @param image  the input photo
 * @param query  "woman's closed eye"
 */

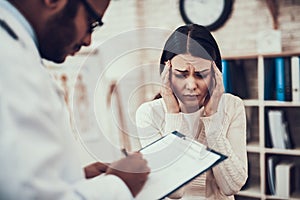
xmin=174 ymin=72 xmax=188 ymax=78
xmin=174 ymin=72 xmax=209 ymax=79
xmin=173 ymin=68 xmax=210 ymax=79
xmin=195 ymin=72 xmax=209 ymax=79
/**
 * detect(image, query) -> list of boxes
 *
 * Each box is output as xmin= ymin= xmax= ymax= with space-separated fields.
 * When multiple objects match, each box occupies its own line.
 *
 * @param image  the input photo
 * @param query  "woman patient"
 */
xmin=136 ymin=24 xmax=248 ymax=199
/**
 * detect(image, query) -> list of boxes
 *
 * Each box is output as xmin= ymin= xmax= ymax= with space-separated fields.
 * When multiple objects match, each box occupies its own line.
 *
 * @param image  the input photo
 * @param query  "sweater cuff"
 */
xmin=201 ymin=112 xmax=226 ymax=142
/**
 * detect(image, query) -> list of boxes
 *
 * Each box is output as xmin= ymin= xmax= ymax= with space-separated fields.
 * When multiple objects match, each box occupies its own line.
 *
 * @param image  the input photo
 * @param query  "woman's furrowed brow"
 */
xmin=197 ymin=69 xmax=210 ymax=73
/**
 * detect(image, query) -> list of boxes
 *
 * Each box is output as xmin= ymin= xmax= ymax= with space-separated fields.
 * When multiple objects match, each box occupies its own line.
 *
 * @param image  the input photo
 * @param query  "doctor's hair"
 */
xmin=159 ymin=24 xmax=222 ymax=74
xmin=61 ymin=0 xmax=81 ymax=18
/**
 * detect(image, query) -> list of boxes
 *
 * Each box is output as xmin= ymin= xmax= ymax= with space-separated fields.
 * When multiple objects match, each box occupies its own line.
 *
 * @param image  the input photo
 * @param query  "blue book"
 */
xmin=275 ymin=57 xmax=285 ymax=101
xmin=222 ymin=60 xmax=232 ymax=93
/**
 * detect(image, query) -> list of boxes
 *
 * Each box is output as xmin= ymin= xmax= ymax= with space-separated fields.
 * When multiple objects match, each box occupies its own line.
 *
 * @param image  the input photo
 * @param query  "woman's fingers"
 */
xmin=161 ymin=60 xmax=171 ymax=85
xmin=161 ymin=60 xmax=173 ymax=94
xmin=212 ymin=62 xmax=224 ymax=94
xmin=160 ymin=60 xmax=180 ymax=113
xmin=204 ymin=62 xmax=224 ymax=116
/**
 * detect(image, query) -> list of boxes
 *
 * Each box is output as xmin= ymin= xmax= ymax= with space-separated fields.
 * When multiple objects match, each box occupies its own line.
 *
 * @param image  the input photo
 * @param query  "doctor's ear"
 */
xmin=43 ymin=0 xmax=68 ymax=10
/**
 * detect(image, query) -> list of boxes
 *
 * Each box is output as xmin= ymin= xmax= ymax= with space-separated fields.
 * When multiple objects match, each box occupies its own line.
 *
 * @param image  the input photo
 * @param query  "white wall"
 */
xmin=47 ymin=0 xmax=300 ymax=164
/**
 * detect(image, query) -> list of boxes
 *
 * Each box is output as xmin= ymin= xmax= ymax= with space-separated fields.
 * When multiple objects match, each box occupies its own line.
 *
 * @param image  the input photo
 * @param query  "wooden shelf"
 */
xmin=247 ymin=142 xmax=260 ymax=153
xmin=265 ymin=192 xmax=300 ymax=200
xmin=223 ymin=51 xmax=300 ymax=60
xmin=291 ymin=191 xmax=300 ymax=200
xmin=264 ymin=101 xmax=300 ymax=107
xmin=223 ymin=52 xmax=300 ymax=200
xmin=244 ymin=99 xmax=260 ymax=106
xmin=264 ymin=147 xmax=300 ymax=156
xmin=237 ymin=185 xmax=261 ymax=198
xmin=243 ymin=100 xmax=300 ymax=107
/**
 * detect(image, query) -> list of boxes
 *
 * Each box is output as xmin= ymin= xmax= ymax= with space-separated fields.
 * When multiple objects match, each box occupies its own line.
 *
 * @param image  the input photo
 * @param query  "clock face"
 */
xmin=179 ymin=0 xmax=233 ymax=31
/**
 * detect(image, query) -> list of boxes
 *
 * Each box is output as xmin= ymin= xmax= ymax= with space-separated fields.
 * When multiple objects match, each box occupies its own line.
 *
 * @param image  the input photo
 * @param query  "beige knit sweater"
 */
xmin=135 ymin=93 xmax=248 ymax=200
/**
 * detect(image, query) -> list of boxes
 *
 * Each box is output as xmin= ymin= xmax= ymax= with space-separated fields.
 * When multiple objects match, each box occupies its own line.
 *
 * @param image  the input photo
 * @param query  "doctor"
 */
xmin=0 ymin=0 xmax=149 ymax=199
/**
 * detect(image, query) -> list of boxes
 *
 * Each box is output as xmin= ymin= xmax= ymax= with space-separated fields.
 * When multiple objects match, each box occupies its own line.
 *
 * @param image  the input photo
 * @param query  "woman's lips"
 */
xmin=183 ymin=94 xmax=200 ymax=97
xmin=182 ymin=94 xmax=200 ymax=100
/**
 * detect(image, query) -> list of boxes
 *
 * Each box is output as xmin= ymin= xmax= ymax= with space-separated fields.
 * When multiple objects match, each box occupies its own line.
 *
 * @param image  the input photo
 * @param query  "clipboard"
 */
xmin=135 ymin=131 xmax=227 ymax=200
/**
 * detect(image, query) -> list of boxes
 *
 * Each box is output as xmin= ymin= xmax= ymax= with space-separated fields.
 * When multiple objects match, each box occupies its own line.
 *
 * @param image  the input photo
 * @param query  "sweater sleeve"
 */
xmin=135 ymin=100 xmax=186 ymax=148
xmin=201 ymin=96 xmax=248 ymax=195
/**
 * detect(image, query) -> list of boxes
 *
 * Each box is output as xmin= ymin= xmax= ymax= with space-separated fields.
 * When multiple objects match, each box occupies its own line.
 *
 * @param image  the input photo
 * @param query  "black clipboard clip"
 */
xmin=172 ymin=131 xmax=186 ymax=138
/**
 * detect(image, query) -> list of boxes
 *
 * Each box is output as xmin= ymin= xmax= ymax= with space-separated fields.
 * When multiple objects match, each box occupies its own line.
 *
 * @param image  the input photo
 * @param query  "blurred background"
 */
xmin=45 ymin=1 xmax=300 ymax=199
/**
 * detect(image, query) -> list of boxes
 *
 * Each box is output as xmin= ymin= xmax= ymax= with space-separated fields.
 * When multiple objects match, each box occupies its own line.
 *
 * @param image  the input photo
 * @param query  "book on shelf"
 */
xmin=264 ymin=58 xmax=276 ymax=100
xmin=275 ymin=161 xmax=296 ymax=197
xmin=264 ymin=57 xmax=294 ymax=101
xmin=265 ymin=120 xmax=273 ymax=148
xmin=245 ymin=107 xmax=253 ymax=143
xmin=222 ymin=60 xmax=233 ymax=93
xmin=222 ymin=60 xmax=248 ymax=99
xmin=291 ymin=56 xmax=300 ymax=102
xmin=275 ymin=57 xmax=285 ymax=101
xmin=267 ymin=156 xmax=279 ymax=195
xmin=284 ymin=57 xmax=292 ymax=101
xmin=267 ymin=110 xmax=293 ymax=149
xmin=230 ymin=60 xmax=248 ymax=99
xmin=281 ymin=122 xmax=293 ymax=149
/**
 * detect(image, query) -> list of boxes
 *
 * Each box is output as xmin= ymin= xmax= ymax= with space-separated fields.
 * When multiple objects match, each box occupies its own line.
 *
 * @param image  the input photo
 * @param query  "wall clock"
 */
xmin=179 ymin=0 xmax=234 ymax=31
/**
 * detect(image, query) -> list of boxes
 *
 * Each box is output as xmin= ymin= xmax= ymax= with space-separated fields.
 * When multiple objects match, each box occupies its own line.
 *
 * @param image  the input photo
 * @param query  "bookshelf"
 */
xmin=222 ymin=52 xmax=300 ymax=200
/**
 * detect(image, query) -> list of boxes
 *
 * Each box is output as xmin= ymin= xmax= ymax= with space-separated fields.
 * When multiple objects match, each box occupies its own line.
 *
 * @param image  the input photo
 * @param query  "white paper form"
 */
xmin=135 ymin=131 xmax=227 ymax=200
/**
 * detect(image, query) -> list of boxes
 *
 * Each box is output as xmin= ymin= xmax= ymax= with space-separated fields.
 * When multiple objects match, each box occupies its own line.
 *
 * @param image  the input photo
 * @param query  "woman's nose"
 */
xmin=185 ymin=77 xmax=197 ymax=91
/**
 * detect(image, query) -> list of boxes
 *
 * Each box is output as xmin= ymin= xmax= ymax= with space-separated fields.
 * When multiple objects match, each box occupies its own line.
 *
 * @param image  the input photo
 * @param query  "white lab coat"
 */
xmin=0 ymin=5 xmax=133 ymax=200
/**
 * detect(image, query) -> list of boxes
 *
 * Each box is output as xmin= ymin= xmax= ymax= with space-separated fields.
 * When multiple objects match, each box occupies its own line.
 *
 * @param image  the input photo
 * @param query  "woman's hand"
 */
xmin=203 ymin=62 xmax=224 ymax=116
xmin=160 ymin=60 xmax=180 ymax=113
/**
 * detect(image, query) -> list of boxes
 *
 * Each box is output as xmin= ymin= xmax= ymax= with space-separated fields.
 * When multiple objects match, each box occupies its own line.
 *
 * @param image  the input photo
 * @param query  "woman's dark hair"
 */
xmin=159 ymin=24 xmax=222 ymax=74
xmin=154 ymin=24 xmax=222 ymax=100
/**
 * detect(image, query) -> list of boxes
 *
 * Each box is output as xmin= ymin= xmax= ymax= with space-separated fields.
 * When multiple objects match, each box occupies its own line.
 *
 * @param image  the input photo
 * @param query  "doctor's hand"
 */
xmin=84 ymin=162 xmax=109 ymax=179
xmin=106 ymin=152 xmax=150 ymax=197
xmin=160 ymin=60 xmax=180 ymax=113
xmin=203 ymin=62 xmax=224 ymax=117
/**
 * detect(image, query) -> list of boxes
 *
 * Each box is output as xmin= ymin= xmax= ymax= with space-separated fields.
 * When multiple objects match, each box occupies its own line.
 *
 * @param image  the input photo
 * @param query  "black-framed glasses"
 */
xmin=79 ymin=0 xmax=104 ymax=33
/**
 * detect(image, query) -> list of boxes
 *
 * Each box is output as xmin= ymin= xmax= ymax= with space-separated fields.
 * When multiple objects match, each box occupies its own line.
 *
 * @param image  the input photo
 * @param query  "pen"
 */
xmin=121 ymin=148 xmax=128 ymax=157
